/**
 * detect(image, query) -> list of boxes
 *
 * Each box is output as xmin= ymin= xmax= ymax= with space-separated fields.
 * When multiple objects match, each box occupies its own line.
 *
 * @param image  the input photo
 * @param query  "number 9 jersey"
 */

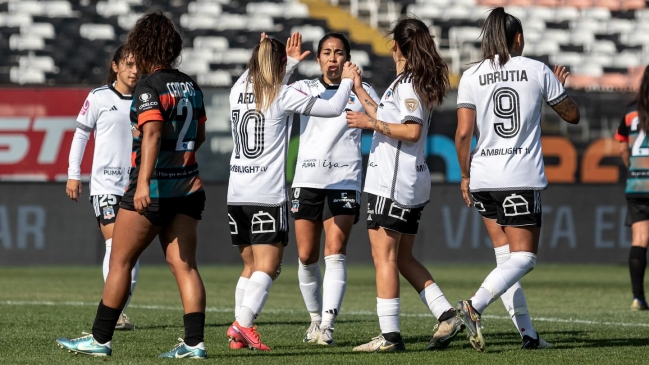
xmin=127 ymin=69 xmax=206 ymax=199
xmin=457 ymin=56 xmax=567 ymax=192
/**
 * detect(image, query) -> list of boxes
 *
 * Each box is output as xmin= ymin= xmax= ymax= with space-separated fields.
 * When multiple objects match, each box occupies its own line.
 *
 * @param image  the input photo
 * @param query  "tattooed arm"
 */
xmin=353 ymin=87 xmax=379 ymax=119
xmin=551 ymin=97 xmax=580 ymax=124
xmin=346 ymin=111 xmax=422 ymax=142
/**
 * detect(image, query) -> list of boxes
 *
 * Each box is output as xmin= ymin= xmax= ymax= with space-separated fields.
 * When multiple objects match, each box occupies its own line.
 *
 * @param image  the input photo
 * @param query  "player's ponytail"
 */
xmin=389 ymin=17 xmax=449 ymax=110
xmin=480 ymin=7 xmax=523 ymax=68
xmin=248 ymin=37 xmax=287 ymax=111
xmin=637 ymin=65 xmax=649 ymax=133
xmin=105 ymin=45 xmax=125 ymax=85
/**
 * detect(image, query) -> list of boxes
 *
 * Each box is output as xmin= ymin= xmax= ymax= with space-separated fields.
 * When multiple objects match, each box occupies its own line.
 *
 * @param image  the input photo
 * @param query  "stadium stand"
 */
xmin=0 ymin=0 xmax=647 ymax=90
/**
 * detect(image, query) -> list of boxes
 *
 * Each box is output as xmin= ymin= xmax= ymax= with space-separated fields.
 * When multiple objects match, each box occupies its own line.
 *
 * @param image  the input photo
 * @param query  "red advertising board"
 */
xmin=0 ymin=89 xmax=93 ymax=181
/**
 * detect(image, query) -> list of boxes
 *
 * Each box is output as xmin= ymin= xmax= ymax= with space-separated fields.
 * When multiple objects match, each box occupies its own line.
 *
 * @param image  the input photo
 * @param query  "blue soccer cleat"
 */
xmin=56 ymin=333 xmax=112 ymax=357
xmin=159 ymin=338 xmax=207 ymax=359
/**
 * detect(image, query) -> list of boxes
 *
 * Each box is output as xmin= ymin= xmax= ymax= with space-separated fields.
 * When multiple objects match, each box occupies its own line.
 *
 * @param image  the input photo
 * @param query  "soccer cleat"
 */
xmin=56 ymin=333 xmax=112 ymax=357
xmin=227 ymin=324 xmax=247 ymax=349
xmin=538 ymin=337 xmax=552 ymax=349
xmin=228 ymin=321 xmax=270 ymax=351
xmin=426 ymin=316 xmax=465 ymax=350
xmin=521 ymin=335 xmax=543 ymax=349
xmin=115 ymin=312 xmax=135 ymax=330
xmin=303 ymin=321 xmax=320 ymax=343
xmin=631 ymin=298 xmax=648 ymax=311
xmin=456 ymin=300 xmax=485 ymax=352
xmin=352 ymin=335 xmax=406 ymax=353
xmin=158 ymin=338 xmax=207 ymax=358
xmin=317 ymin=325 xmax=334 ymax=346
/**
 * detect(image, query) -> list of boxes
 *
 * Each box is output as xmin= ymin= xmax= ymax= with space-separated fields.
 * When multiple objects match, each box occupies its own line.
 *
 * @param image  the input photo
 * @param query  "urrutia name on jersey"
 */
xmin=479 ymin=70 xmax=528 ymax=86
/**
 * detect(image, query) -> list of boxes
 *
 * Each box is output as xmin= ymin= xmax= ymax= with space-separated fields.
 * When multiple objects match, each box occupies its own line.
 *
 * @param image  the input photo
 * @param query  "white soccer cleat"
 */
xmin=303 ymin=321 xmax=320 ymax=343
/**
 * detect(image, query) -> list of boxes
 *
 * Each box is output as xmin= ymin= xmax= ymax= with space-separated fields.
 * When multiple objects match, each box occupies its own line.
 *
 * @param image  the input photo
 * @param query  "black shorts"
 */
xmin=228 ymin=204 xmax=289 ymax=246
xmin=290 ymin=187 xmax=360 ymax=224
xmin=366 ymin=194 xmax=424 ymax=235
xmin=91 ymin=194 xmax=122 ymax=226
xmin=120 ymin=190 xmax=206 ymax=227
xmin=626 ymin=197 xmax=649 ymax=226
xmin=471 ymin=190 xmax=542 ymax=227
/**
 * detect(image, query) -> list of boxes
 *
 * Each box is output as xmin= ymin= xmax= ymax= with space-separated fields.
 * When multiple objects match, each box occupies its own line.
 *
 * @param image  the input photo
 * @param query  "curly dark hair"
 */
xmin=124 ymin=11 xmax=182 ymax=74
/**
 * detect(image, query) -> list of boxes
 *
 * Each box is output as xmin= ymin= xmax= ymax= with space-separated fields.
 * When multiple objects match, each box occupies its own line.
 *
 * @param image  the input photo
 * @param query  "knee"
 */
xmin=166 ymin=255 xmax=195 ymax=273
xmin=396 ymin=255 xmax=415 ymax=272
xmin=298 ymin=251 xmax=319 ymax=265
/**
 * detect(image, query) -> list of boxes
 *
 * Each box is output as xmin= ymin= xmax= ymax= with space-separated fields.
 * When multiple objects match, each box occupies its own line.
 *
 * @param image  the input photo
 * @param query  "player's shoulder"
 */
xmin=625 ymin=100 xmax=639 ymax=114
xmin=517 ymin=56 xmax=549 ymax=73
xmin=90 ymin=84 xmax=111 ymax=96
xmin=361 ymin=81 xmax=374 ymax=92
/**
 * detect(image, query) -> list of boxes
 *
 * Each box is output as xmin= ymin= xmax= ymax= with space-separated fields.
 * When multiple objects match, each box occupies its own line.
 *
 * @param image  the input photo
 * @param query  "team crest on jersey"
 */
xmin=103 ymin=206 xmax=115 ymax=220
xmin=404 ymin=98 xmax=419 ymax=112
xmin=348 ymin=95 xmax=356 ymax=104
xmin=386 ymin=89 xmax=393 ymax=98
xmin=291 ymin=200 xmax=300 ymax=213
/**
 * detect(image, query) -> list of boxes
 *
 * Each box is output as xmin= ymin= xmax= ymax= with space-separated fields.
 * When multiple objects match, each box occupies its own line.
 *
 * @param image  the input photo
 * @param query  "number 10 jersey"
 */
xmin=457 ymin=56 xmax=566 ymax=192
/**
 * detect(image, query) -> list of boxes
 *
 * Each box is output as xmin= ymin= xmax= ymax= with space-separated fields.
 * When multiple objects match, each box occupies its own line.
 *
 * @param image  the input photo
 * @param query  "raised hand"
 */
xmin=341 ymin=61 xmax=358 ymax=80
xmin=286 ymin=32 xmax=311 ymax=62
xmin=553 ymin=65 xmax=569 ymax=86
xmin=260 ymin=32 xmax=269 ymax=43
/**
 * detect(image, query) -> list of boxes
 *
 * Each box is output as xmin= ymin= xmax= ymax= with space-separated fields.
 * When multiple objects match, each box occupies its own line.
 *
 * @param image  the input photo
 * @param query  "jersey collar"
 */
xmin=318 ymin=76 xmax=339 ymax=90
xmin=108 ymin=83 xmax=132 ymax=100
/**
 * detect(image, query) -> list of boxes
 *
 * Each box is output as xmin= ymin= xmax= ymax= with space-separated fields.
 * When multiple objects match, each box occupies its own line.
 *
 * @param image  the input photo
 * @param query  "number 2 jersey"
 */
xmin=127 ymin=69 xmax=206 ymax=199
xmin=615 ymin=101 xmax=649 ymax=197
xmin=291 ymin=77 xmax=380 ymax=192
xmin=457 ymin=55 xmax=567 ymax=192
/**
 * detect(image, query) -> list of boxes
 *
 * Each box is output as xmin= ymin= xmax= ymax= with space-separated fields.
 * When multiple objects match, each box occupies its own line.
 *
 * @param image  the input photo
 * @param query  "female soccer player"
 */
xmin=455 ymin=7 xmax=580 ymax=352
xmin=226 ymin=35 xmax=359 ymax=352
xmin=57 ymin=12 xmax=209 ymax=358
xmin=346 ymin=17 xmax=462 ymax=352
xmin=66 ymin=45 xmax=140 ymax=331
xmin=616 ymin=65 xmax=649 ymax=312
xmin=291 ymin=33 xmax=380 ymax=346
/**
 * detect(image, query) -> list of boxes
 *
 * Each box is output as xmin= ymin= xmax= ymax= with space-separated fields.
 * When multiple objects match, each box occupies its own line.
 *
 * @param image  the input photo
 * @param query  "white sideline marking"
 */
xmin=2 ymin=300 xmax=649 ymax=328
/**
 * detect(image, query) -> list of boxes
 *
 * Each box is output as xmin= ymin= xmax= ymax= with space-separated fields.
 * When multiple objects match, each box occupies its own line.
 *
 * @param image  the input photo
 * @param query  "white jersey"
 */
xmin=227 ymin=73 xmax=354 ymax=206
xmin=70 ymin=84 xmax=133 ymax=196
xmin=291 ymin=77 xmax=380 ymax=191
xmin=457 ymin=55 xmax=567 ymax=191
xmin=364 ymin=75 xmax=432 ymax=208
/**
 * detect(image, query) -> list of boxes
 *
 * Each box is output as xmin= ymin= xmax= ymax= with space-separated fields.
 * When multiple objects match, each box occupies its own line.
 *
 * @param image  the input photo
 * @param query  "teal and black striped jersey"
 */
xmin=616 ymin=101 xmax=649 ymax=197
xmin=127 ymin=69 xmax=206 ymax=199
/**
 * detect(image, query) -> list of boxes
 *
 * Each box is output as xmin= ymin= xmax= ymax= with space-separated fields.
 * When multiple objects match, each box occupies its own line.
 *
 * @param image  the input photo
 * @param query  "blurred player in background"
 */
xmin=66 ymin=45 xmax=140 ymax=330
xmin=455 ymin=7 xmax=580 ymax=352
xmin=226 ymin=33 xmax=359 ymax=351
xmin=290 ymin=33 xmax=380 ymax=346
xmin=616 ymin=65 xmax=649 ymax=312
xmin=346 ymin=17 xmax=462 ymax=353
xmin=57 ymin=12 xmax=209 ymax=359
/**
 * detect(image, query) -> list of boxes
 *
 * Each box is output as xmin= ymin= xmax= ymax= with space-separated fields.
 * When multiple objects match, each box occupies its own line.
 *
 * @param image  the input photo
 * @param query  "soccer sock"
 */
xmin=495 ymin=245 xmax=537 ymax=338
xmin=629 ymin=246 xmax=647 ymax=300
xmin=102 ymin=239 xmax=112 ymax=282
xmin=472 ymin=252 xmax=537 ymax=314
xmin=122 ymin=260 xmax=140 ymax=310
xmin=183 ymin=312 xmax=206 ymax=347
xmin=321 ymin=254 xmax=346 ymax=328
xmin=419 ymin=283 xmax=453 ymax=320
xmin=298 ymin=260 xmax=323 ymax=323
xmin=91 ymin=300 xmax=121 ymax=344
xmin=377 ymin=297 xmax=400 ymax=336
xmin=235 ymin=276 xmax=250 ymax=319
xmin=238 ymin=271 xmax=273 ymax=328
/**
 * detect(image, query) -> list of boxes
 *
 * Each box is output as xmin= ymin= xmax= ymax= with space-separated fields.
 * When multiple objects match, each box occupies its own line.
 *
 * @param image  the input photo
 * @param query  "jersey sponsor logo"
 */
xmin=503 ymin=194 xmax=530 ymax=216
xmin=479 ymin=70 xmax=528 ymax=86
xmin=322 ymin=159 xmax=350 ymax=169
xmin=343 ymin=202 xmax=353 ymax=209
xmin=333 ymin=192 xmax=356 ymax=204
xmin=80 ymin=100 xmax=90 ymax=115
xmin=404 ymin=98 xmax=419 ymax=112
xmin=301 ymin=159 xmax=317 ymax=168
xmin=369 ymin=161 xmax=378 ymax=168
xmin=108 ymin=105 xmax=118 ymax=111
xmin=230 ymin=165 xmax=268 ymax=173
xmin=103 ymin=167 xmax=124 ymax=176
xmin=138 ymin=101 xmax=159 ymax=110
xmin=139 ymin=93 xmax=152 ymax=102
xmin=251 ymin=211 xmax=276 ymax=234
xmin=480 ymin=147 xmax=531 ymax=157
xmin=366 ymin=203 xmax=374 ymax=220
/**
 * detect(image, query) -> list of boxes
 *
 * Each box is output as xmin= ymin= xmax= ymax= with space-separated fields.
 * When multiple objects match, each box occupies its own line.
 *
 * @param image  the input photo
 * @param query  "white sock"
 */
xmin=102 ymin=239 xmax=112 ymax=282
xmin=377 ymin=297 xmax=400 ymax=334
xmin=122 ymin=259 xmax=139 ymax=310
xmin=235 ymin=276 xmax=249 ymax=319
xmin=321 ymin=254 xmax=346 ymax=328
xmin=298 ymin=260 xmax=322 ymax=323
xmin=419 ymin=283 xmax=453 ymax=320
xmin=238 ymin=271 xmax=273 ymax=328
xmin=495 ymin=245 xmax=537 ymax=338
xmin=472 ymin=251 xmax=537 ymax=313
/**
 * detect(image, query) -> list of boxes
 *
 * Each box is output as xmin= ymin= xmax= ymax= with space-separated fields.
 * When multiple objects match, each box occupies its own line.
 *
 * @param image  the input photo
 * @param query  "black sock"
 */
xmin=382 ymin=331 xmax=402 ymax=343
xmin=629 ymin=246 xmax=647 ymax=300
xmin=183 ymin=312 xmax=206 ymax=347
xmin=91 ymin=300 xmax=122 ymax=344
xmin=438 ymin=308 xmax=456 ymax=322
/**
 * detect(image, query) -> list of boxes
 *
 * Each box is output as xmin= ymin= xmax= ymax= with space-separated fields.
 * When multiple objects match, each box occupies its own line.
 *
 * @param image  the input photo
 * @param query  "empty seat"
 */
xmin=44 ymin=1 xmax=75 ymax=17
xmin=550 ymin=52 xmax=583 ymax=67
xmin=504 ymin=6 xmax=527 ymax=21
xmin=181 ymin=14 xmax=220 ymax=30
xmin=0 ymin=13 xmax=33 ymax=27
xmin=612 ymin=51 xmax=642 ymax=68
xmin=607 ymin=18 xmax=635 ymax=33
xmin=246 ymin=16 xmax=274 ymax=31
xmin=18 ymin=54 xmax=56 ymax=72
xmin=407 ymin=5 xmax=443 ymax=19
xmin=215 ymin=48 xmax=251 ymax=64
xmin=8 ymin=1 xmax=43 ymax=16
xmin=543 ymin=29 xmax=570 ymax=44
xmin=350 ymin=50 xmax=370 ymax=66
xmin=571 ymin=30 xmax=595 ymax=45
xmin=21 ymin=23 xmax=55 ymax=39
xmin=9 ymin=34 xmax=44 ymax=50
xmin=97 ymin=1 xmax=131 ymax=17
xmin=298 ymin=60 xmax=322 ymax=77
xmin=215 ymin=15 xmax=247 ymax=30
xmin=572 ymin=63 xmax=604 ymax=77
xmin=583 ymin=53 xmax=613 ymax=67
xmin=179 ymin=59 xmax=210 ymax=75
xmin=526 ymin=7 xmax=555 ymax=21
xmin=416 ymin=0 xmax=452 ymax=6
xmin=526 ymin=40 xmax=560 ymax=55
xmin=443 ymin=5 xmax=472 ymax=20
xmin=291 ymin=25 xmax=325 ymax=43
xmin=590 ymin=40 xmax=617 ymax=54
xmin=79 ymin=24 xmax=115 ymax=40
xmin=9 ymin=66 xmax=45 ymax=84
xmin=182 ymin=48 xmax=216 ymax=63
xmin=246 ymin=2 xmax=284 ymax=17
xmin=284 ymin=3 xmax=309 ymax=18
xmin=448 ymin=26 xmax=482 ymax=47
xmin=572 ymin=19 xmax=601 ymax=33
xmin=554 ymin=6 xmax=581 ymax=21
xmin=194 ymin=36 xmax=228 ymax=52
xmin=117 ymin=13 xmax=142 ymax=30
xmin=188 ymin=1 xmax=222 ymax=16
xmin=197 ymin=70 xmax=232 ymax=87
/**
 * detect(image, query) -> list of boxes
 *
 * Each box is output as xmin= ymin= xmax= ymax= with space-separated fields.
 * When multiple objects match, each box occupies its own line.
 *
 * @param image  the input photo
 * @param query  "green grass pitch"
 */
xmin=0 ymin=264 xmax=648 ymax=364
